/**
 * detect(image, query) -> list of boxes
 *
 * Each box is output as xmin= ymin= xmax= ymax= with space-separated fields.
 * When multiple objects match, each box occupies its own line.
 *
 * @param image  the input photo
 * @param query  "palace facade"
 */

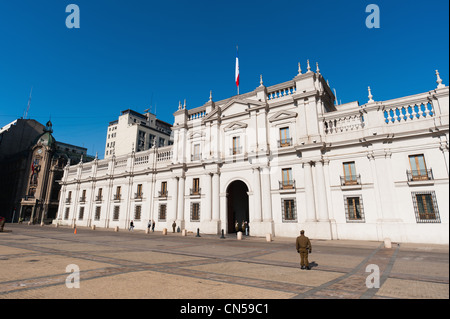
xmin=55 ymin=63 xmax=449 ymax=244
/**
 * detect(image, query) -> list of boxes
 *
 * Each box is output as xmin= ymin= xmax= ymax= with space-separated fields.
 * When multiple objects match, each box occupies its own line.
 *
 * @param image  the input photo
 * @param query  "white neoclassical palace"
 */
xmin=55 ymin=62 xmax=449 ymax=244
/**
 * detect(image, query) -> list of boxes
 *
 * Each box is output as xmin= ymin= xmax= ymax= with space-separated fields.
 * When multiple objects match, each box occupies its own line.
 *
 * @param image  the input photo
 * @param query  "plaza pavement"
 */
xmin=0 ymin=224 xmax=448 ymax=300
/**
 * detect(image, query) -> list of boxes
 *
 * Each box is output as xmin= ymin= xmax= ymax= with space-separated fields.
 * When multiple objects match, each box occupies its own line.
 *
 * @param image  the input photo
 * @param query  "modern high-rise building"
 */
xmin=56 ymin=62 xmax=449 ymax=244
xmin=104 ymin=109 xmax=172 ymax=159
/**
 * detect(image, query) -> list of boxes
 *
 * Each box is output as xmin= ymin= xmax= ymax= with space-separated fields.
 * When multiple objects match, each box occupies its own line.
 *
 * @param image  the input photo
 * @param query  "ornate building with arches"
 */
xmin=55 ymin=63 xmax=449 ymax=244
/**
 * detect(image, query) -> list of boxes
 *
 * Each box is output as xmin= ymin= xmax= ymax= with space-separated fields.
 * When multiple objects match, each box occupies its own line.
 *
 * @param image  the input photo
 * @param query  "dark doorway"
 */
xmin=226 ymin=180 xmax=249 ymax=233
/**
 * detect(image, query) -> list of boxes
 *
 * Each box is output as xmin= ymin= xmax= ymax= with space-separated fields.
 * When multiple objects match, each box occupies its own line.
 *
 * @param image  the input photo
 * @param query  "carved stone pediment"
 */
xmin=223 ymin=121 xmax=248 ymax=131
xmin=269 ymin=110 xmax=298 ymax=122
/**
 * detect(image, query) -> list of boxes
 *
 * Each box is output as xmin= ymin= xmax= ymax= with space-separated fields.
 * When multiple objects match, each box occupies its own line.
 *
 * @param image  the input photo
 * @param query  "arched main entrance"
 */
xmin=226 ymin=180 xmax=249 ymax=233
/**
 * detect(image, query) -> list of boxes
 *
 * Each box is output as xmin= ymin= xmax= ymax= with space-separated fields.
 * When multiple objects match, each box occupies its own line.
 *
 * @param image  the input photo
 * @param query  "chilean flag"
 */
xmin=235 ymin=47 xmax=240 ymax=90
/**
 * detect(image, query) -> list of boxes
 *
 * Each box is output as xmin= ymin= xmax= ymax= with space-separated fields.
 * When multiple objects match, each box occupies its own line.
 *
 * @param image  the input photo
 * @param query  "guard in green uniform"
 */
xmin=296 ymin=230 xmax=312 ymax=270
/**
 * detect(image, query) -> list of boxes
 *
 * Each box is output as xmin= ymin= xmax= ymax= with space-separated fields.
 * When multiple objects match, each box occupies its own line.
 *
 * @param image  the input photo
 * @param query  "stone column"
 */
xmin=304 ymin=161 xmax=316 ymax=221
xmin=177 ymin=176 xmax=185 ymax=227
xmin=203 ymin=173 xmax=212 ymax=222
xmin=170 ymin=177 xmax=178 ymax=224
xmin=261 ymin=166 xmax=272 ymax=221
xmin=212 ymin=173 xmax=220 ymax=221
xmin=252 ymin=167 xmax=262 ymax=222
xmin=315 ymin=160 xmax=329 ymax=221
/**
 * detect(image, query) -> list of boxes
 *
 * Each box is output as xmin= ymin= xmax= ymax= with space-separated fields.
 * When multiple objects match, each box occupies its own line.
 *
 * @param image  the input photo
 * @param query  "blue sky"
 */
xmin=0 ymin=0 xmax=448 ymax=158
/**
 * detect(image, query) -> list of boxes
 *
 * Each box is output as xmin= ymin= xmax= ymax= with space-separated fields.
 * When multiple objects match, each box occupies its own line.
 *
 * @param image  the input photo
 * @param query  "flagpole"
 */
xmin=236 ymin=45 xmax=239 ymax=95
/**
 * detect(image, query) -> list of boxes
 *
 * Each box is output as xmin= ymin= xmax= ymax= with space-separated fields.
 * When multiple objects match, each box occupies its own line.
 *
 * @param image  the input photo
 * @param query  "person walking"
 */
xmin=147 ymin=220 xmax=152 ymax=232
xmin=129 ymin=220 xmax=134 ymax=231
xmin=296 ymin=230 xmax=312 ymax=270
xmin=152 ymin=220 xmax=155 ymax=232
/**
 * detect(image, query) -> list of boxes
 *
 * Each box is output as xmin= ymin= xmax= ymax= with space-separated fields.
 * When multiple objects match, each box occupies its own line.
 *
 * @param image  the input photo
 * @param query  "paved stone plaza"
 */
xmin=0 ymin=224 xmax=448 ymax=299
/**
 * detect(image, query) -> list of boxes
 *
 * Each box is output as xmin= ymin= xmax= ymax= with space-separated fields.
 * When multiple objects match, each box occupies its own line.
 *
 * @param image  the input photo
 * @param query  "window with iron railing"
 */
xmin=411 ymin=191 xmax=440 ymax=223
xmin=408 ymin=155 xmax=432 ymax=181
xmin=159 ymin=204 xmax=167 ymax=221
xmin=344 ymin=195 xmax=365 ymax=222
xmin=190 ymin=178 xmax=201 ymax=195
xmin=341 ymin=162 xmax=361 ymax=186
xmin=79 ymin=190 xmax=86 ymax=203
xmin=280 ymin=168 xmax=295 ymax=189
xmin=279 ymin=127 xmax=292 ymax=147
xmin=231 ymin=136 xmax=242 ymax=155
xmin=135 ymin=184 xmax=143 ymax=199
xmin=96 ymin=188 xmax=103 ymax=202
xmin=192 ymin=144 xmax=201 ymax=161
xmin=159 ymin=182 xmax=168 ymax=197
xmin=281 ymin=198 xmax=297 ymax=222
xmin=191 ymin=202 xmax=200 ymax=221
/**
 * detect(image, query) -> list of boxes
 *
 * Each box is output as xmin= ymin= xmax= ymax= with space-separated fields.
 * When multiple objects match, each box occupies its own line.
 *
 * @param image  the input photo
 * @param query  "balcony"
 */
xmin=191 ymin=153 xmax=202 ymax=161
xmin=339 ymin=174 xmax=362 ymax=190
xmin=95 ymin=195 xmax=103 ymax=202
xmin=113 ymin=194 xmax=121 ymax=201
xmin=158 ymin=191 xmax=168 ymax=198
xmin=407 ymin=169 xmax=434 ymax=186
xmin=134 ymin=193 xmax=143 ymax=200
xmin=340 ymin=174 xmax=361 ymax=186
xmin=407 ymin=169 xmax=433 ymax=182
xmin=79 ymin=197 xmax=86 ymax=203
xmin=65 ymin=198 xmax=72 ymax=204
xmin=278 ymin=138 xmax=292 ymax=148
xmin=279 ymin=180 xmax=295 ymax=190
xmin=190 ymin=188 xmax=201 ymax=196
xmin=230 ymin=146 xmax=243 ymax=155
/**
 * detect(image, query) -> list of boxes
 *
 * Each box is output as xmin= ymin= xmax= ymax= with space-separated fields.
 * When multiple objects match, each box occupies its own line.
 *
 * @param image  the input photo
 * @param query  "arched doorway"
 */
xmin=226 ymin=180 xmax=249 ymax=233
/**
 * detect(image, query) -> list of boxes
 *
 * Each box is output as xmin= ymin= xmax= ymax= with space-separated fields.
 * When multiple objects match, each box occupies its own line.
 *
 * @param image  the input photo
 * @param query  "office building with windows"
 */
xmin=104 ymin=109 xmax=172 ymax=158
xmin=56 ymin=63 xmax=449 ymax=244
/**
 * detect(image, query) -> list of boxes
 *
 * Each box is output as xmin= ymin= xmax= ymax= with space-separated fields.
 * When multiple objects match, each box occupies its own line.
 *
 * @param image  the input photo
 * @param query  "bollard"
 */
xmin=162 ymin=228 xmax=167 ymax=235
xmin=220 ymin=229 xmax=225 ymax=239
xmin=384 ymin=238 xmax=392 ymax=249
xmin=114 ymin=226 xmax=119 ymax=232
xmin=237 ymin=231 xmax=243 ymax=240
xmin=196 ymin=228 xmax=201 ymax=237
xmin=91 ymin=225 xmax=96 ymax=230
xmin=266 ymin=233 xmax=272 ymax=242
xmin=182 ymin=229 xmax=187 ymax=236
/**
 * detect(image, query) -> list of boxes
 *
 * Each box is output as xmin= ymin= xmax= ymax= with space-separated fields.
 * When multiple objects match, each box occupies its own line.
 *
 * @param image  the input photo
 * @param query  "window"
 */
xmin=96 ymin=188 xmax=103 ymax=201
xmin=232 ymin=136 xmax=241 ymax=155
xmin=159 ymin=204 xmax=167 ymax=221
xmin=64 ymin=207 xmax=70 ymax=220
xmin=281 ymin=198 xmax=297 ymax=222
xmin=113 ymin=206 xmax=120 ymax=220
xmin=192 ymin=144 xmax=201 ymax=161
xmin=344 ymin=195 xmax=365 ymax=222
xmin=160 ymin=182 xmax=168 ymax=197
xmin=95 ymin=206 xmax=101 ymax=220
xmin=80 ymin=190 xmax=86 ymax=203
xmin=192 ymin=178 xmax=200 ymax=195
xmin=281 ymin=168 xmax=294 ymax=189
xmin=191 ymin=202 xmax=200 ymax=221
xmin=342 ymin=162 xmax=360 ymax=185
xmin=78 ymin=207 xmax=84 ymax=220
xmin=412 ymin=191 xmax=440 ymax=223
xmin=136 ymin=184 xmax=143 ymax=199
xmin=408 ymin=154 xmax=431 ymax=181
xmin=134 ymin=205 xmax=142 ymax=220
xmin=66 ymin=191 xmax=72 ymax=204
xmin=114 ymin=186 xmax=121 ymax=200
xmin=279 ymin=127 xmax=291 ymax=147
